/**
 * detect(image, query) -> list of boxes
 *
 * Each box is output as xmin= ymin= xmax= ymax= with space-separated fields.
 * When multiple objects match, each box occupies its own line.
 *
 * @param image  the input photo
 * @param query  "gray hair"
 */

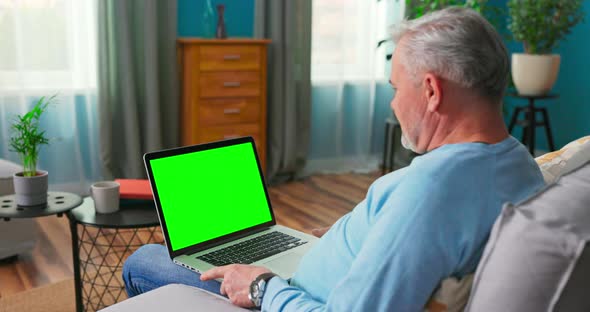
xmin=392 ymin=7 xmax=509 ymax=103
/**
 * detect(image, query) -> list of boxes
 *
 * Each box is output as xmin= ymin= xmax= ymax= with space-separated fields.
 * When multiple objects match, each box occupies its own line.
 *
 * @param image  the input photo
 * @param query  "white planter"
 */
xmin=13 ymin=170 xmax=48 ymax=206
xmin=512 ymin=53 xmax=560 ymax=96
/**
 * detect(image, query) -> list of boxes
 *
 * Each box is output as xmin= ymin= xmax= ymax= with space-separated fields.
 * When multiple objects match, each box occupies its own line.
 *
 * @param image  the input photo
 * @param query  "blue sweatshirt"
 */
xmin=262 ymin=136 xmax=544 ymax=311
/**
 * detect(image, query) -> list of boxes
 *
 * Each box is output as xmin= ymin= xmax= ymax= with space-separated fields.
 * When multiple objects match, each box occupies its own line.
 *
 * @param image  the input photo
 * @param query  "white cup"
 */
xmin=90 ymin=181 xmax=120 ymax=214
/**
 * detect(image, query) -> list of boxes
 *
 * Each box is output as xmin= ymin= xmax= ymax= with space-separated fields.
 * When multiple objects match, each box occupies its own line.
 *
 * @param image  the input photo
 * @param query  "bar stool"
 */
xmin=507 ymin=93 xmax=557 ymax=155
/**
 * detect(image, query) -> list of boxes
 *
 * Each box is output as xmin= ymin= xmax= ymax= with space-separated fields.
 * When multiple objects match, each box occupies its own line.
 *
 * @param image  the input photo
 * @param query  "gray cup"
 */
xmin=91 ymin=181 xmax=120 ymax=214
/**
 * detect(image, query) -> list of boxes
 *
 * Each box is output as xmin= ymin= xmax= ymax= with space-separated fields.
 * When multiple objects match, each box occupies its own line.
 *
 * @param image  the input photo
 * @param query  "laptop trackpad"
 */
xmin=263 ymin=254 xmax=302 ymax=275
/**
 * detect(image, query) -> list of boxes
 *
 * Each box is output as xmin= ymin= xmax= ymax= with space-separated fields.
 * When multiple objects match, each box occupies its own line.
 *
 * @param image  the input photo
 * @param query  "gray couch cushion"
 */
xmin=553 ymin=242 xmax=590 ymax=311
xmin=0 ymin=159 xmax=21 ymax=196
xmin=99 ymin=284 xmax=249 ymax=312
xmin=0 ymin=159 xmax=36 ymax=260
xmin=466 ymin=162 xmax=590 ymax=312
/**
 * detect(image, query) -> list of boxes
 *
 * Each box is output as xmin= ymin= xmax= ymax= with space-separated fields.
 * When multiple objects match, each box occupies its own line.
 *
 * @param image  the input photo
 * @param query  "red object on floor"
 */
xmin=115 ymin=179 xmax=153 ymax=200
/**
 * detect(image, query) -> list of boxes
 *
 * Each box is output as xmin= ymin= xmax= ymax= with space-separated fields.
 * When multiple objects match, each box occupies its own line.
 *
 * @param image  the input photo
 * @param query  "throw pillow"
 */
xmin=465 ymin=161 xmax=590 ymax=311
xmin=535 ymin=136 xmax=590 ymax=184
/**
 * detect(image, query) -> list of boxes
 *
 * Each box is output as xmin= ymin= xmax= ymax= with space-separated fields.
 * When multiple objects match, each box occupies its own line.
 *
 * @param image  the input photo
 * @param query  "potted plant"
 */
xmin=9 ymin=96 xmax=53 ymax=206
xmin=508 ymin=0 xmax=584 ymax=96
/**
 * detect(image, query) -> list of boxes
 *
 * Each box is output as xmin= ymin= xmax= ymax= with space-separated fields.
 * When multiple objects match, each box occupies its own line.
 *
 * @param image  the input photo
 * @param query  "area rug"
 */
xmin=0 ymin=278 xmax=75 ymax=312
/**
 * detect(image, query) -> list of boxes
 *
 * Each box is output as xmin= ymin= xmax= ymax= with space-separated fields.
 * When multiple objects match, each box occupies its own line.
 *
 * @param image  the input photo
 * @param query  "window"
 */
xmin=311 ymin=0 xmax=390 ymax=81
xmin=0 ymin=0 xmax=97 ymax=91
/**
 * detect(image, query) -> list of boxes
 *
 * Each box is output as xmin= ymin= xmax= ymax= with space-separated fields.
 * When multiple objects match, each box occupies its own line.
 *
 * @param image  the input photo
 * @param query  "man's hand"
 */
xmin=200 ymin=264 xmax=272 ymax=307
xmin=311 ymin=225 xmax=331 ymax=238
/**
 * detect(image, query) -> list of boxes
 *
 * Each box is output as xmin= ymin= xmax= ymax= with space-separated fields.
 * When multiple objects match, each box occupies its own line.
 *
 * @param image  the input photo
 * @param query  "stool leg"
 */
xmin=540 ymin=108 xmax=556 ymax=151
xmin=391 ymin=124 xmax=398 ymax=171
xmin=508 ymin=107 xmax=521 ymax=134
xmin=521 ymin=108 xmax=529 ymax=146
xmin=527 ymin=99 xmax=535 ymax=155
xmin=382 ymin=122 xmax=391 ymax=175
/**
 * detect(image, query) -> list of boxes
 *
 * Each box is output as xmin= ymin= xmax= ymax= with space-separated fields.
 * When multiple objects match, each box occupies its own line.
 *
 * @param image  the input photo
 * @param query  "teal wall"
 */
xmin=540 ymin=0 xmax=590 ymax=149
xmin=177 ymin=0 xmax=255 ymax=37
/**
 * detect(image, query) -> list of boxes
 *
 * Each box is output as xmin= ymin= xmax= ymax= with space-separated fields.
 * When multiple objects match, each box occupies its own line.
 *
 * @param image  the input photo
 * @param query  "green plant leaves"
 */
xmin=406 ymin=0 xmax=490 ymax=20
xmin=9 ymin=95 xmax=54 ymax=176
xmin=508 ymin=0 xmax=585 ymax=54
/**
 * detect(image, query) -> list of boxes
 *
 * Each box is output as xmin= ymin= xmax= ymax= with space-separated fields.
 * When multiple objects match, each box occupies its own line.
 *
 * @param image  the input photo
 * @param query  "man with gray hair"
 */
xmin=123 ymin=7 xmax=544 ymax=311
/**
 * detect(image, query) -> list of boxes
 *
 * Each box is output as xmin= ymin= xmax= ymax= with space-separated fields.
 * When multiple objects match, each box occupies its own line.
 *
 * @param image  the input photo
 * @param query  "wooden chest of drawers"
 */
xmin=177 ymin=39 xmax=270 ymax=170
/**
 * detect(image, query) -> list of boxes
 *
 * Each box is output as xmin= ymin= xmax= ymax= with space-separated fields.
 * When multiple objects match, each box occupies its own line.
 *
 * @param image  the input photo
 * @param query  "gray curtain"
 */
xmin=98 ymin=0 xmax=179 ymax=179
xmin=254 ymin=0 xmax=312 ymax=182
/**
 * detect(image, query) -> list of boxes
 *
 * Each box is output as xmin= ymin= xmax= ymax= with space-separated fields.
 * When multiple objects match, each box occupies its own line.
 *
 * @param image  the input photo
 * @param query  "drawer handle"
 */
xmin=223 ymin=82 xmax=241 ymax=88
xmin=223 ymin=134 xmax=240 ymax=139
xmin=223 ymin=54 xmax=241 ymax=60
xmin=223 ymin=108 xmax=241 ymax=115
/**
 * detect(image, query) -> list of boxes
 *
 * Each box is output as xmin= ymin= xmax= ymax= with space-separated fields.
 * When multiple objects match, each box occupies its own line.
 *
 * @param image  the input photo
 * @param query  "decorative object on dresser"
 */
xmin=177 ymin=38 xmax=271 ymax=172
xmin=216 ymin=4 xmax=228 ymax=39
xmin=201 ymin=0 xmax=215 ymax=38
xmin=9 ymin=95 xmax=53 ymax=206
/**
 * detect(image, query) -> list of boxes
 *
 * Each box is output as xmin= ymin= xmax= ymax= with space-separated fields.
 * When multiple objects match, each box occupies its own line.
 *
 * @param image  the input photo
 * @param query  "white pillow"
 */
xmin=535 ymin=136 xmax=590 ymax=184
xmin=465 ymin=161 xmax=590 ymax=311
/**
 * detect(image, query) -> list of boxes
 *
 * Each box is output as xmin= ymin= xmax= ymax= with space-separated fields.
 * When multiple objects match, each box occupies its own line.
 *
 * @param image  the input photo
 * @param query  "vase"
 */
xmin=216 ymin=4 xmax=227 ymax=39
xmin=13 ymin=170 xmax=48 ymax=206
xmin=201 ymin=0 xmax=215 ymax=38
xmin=512 ymin=53 xmax=561 ymax=96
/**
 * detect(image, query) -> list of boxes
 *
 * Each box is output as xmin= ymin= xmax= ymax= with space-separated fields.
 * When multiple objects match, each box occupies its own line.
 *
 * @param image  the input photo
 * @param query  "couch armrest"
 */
xmin=99 ymin=284 xmax=251 ymax=312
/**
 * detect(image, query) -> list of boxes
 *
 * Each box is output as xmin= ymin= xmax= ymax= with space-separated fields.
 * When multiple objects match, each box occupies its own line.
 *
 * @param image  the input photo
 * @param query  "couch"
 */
xmin=102 ymin=137 xmax=590 ymax=312
xmin=0 ymin=159 xmax=37 ymax=260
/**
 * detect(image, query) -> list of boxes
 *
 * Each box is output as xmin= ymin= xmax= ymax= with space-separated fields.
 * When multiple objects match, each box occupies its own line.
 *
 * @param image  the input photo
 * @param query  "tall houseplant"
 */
xmin=406 ymin=0 xmax=496 ymax=19
xmin=508 ymin=0 xmax=584 ymax=95
xmin=9 ymin=96 xmax=52 ymax=206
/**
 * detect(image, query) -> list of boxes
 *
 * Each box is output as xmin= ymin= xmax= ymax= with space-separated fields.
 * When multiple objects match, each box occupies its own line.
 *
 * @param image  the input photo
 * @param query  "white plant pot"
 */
xmin=512 ymin=53 xmax=560 ymax=96
xmin=13 ymin=170 xmax=48 ymax=206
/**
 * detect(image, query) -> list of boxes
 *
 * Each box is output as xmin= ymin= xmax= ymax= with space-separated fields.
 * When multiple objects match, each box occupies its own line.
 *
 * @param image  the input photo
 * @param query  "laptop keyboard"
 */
xmin=196 ymin=231 xmax=307 ymax=266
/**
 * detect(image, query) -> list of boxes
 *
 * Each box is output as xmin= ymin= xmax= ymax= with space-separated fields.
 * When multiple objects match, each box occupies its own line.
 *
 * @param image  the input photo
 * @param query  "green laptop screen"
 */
xmin=149 ymin=142 xmax=272 ymax=252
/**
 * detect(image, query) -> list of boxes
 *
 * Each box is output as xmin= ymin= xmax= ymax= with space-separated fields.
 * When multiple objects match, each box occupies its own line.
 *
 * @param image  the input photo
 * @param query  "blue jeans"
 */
xmin=122 ymin=244 xmax=222 ymax=297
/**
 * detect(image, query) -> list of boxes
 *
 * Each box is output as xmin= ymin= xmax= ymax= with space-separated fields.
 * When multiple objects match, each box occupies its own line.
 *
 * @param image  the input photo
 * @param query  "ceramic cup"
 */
xmin=90 ymin=181 xmax=120 ymax=214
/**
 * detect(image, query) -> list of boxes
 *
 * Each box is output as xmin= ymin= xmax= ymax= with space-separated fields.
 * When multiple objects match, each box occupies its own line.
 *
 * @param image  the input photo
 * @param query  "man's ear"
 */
xmin=423 ymin=73 xmax=442 ymax=113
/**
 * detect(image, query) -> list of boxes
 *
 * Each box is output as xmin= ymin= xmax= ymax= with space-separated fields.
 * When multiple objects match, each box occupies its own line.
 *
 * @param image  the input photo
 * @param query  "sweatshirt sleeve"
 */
xmin=262 ymin=178 xmax=459 ymax=312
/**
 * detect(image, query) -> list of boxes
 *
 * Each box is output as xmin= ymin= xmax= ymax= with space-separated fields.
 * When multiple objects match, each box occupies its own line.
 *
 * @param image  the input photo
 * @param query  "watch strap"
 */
xmin=256 ymin=272 xmax=278 ymax=284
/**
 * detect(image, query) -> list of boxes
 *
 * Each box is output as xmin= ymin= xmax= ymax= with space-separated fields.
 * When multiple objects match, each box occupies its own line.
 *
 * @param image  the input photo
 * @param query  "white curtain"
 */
xmin=304 ymin=0 xmax=405 ymax=174
xmin=0 ymin=0 xmax=101 ymax=194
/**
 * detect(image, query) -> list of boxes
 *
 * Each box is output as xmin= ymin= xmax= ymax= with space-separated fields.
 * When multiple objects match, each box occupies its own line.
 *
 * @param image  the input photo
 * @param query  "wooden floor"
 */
xmin=0 ymin=172 xmax=379 ymax=298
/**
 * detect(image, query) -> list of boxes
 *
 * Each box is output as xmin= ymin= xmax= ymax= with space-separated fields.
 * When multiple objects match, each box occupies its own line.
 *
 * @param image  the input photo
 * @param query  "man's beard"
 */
xmin=401 ymin=132 xmax=419 ymax=154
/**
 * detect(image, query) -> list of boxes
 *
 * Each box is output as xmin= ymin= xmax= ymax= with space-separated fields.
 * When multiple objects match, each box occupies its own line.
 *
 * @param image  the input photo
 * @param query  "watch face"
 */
xmin=250 ymin=281 xmax=260 ymax=298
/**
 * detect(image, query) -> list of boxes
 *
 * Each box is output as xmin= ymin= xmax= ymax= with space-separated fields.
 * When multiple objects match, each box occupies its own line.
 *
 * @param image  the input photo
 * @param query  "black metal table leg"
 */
xmin=68 ymin=212 xmax=83 ymax=312
xmin=507 ymin=93 xmax=558 ymax=155
xmin=382 ymin=121 xmax=391 ymax=175
xmin=521 ymin=107 xmax=529 ymax=148
xmin=541 ymin=108 xmax=556 ymax=152
xmin=508 ymin=106 xmax=521 ymax=134
xmin=527 ymin=98 xmax=536 ymax=155
xmin=390 ymin=123 xmax=398 ymax=172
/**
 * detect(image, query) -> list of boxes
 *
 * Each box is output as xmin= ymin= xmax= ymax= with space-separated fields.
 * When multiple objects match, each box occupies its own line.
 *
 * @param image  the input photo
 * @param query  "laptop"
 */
xmin=144 ymin=136 xmax=318 ymax=278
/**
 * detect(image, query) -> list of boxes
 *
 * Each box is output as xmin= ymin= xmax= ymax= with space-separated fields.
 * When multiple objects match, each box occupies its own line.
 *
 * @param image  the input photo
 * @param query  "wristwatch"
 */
xmin=248 ymin=272 xmax=277 ymax=308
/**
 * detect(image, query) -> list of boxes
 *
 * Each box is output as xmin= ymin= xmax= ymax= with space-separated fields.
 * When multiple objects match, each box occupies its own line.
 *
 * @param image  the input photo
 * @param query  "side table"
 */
xmin=68 ymin=197 xmax=163 ymax=312
xmin=507 ymin=93 xmax=557 ymax=155
xmin=0 ymin=192 xmax=82 ymax=221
